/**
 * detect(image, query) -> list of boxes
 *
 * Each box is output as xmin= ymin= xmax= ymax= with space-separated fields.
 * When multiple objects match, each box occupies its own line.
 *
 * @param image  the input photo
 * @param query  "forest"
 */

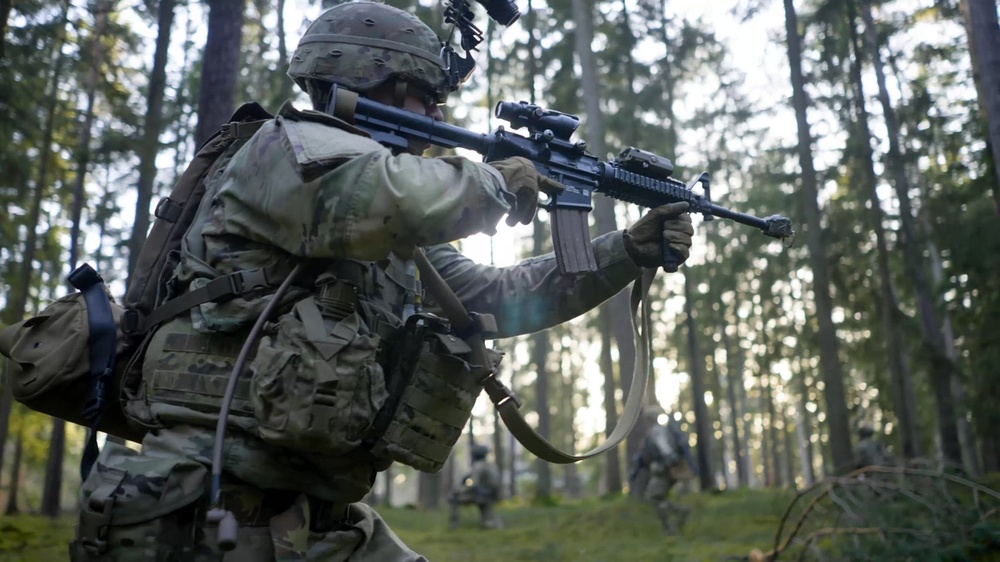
xmin=1 ymin=0 xmax=1000 ymax=559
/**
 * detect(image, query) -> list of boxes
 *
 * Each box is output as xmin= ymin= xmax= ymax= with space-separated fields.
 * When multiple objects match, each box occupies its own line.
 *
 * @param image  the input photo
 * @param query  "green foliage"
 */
xmin=0 ymin=515 xmax=75 ymax=561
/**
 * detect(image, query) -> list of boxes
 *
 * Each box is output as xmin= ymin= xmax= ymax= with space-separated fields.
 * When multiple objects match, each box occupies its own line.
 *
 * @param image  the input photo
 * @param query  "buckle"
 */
xmin=80 ymin=496 xmax=114 ymax=555
xmin=121 ymin=309 xmax=141 ymax=336
xmin=219 ymin=122 xmax=236 ymax=140
xmin=68 ymin=264 xmax=102 ymax=291
xmin=481 ymin=372 xmax=521 ymax=409
xmin=154 ymin=197 xmax=182 ymax=222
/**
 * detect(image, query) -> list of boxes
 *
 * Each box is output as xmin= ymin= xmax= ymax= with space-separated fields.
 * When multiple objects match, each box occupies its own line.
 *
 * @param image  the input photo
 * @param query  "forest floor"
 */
xmin=0 ymin=488 xmax=789 ymax=561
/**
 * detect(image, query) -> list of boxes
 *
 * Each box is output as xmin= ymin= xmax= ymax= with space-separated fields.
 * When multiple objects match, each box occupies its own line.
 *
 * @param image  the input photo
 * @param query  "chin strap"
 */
xmin=415 ymin=248 xmax=656 ymax=463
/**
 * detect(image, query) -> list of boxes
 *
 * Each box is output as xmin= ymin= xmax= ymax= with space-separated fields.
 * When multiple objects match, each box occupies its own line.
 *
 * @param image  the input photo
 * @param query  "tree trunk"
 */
xmin=570 ymin=0 xmax=628 ymax=495
xmin=383 ymin=465 xmax=393 ymax=506
xmin=40 ymin=0 xmax=113 ymax=517
xmin=684 ymin=274 xmax=713 ymax=491
xmin=194 ymin=0 xmax=245 ymax=149
xmin=0 ymin=0 xmax=71 ymax=478
xmin=127 ymin=0 xmax=176 ymax=285
xmin=721 ymin=324 xmax=748 ymax=487
xmin=4 ymin=432 xmax=24 ymax=515
xmin=860 ymin=2 xmax=962 ymax=467
xmin=764 ymin=375 xmax=783 ymax=488
xmin=796 ymin=358 xmax=816 ymax=485
xmin=273 ymin=0 xmax=294 ymax=105
xmin=4 ymin=433 xmax=23 ymax=515
xmin=417 ymin=472 xmax=441 ymax=509
xmin=532 ymin=218 xmax=553 ymax=501
xmin=845 ymin=2 xmax=921 ymax=459
xmin=961 ymin=0 xmax=1000 ymax=214
xmin=0 ymin=0 xmax=11 ymax=59
xmin=781 ymin=0 xmax=854 ymax=473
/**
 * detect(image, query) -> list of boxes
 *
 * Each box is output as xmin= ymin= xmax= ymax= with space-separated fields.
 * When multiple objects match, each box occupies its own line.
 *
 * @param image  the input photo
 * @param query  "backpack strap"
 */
xmin=67 ymin=264 xmax=118 ymax=480
xmin=124 ymin=268 xmax=275 ymax=336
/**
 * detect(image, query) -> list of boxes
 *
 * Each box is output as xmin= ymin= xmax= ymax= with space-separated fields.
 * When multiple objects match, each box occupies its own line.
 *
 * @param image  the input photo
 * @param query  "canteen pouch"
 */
xmin=369 ymin=314 xmax=502 ymax=473
xmin=249 ymin=295 xmax=389 ymax=453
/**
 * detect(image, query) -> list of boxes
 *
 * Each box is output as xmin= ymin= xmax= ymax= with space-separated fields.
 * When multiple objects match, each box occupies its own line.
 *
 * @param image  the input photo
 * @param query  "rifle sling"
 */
xmin=415 ymin=248 xmax=654 ymax=464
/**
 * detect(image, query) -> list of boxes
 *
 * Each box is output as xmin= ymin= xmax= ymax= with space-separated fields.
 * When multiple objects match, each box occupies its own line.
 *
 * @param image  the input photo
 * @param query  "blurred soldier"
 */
xmin=856 ymin=421 xmax=894 ymax=468
xmin=449 ymin=444 xmax=502 ymax=529
xmin=631 ymin=409 xmax=696 ymax=534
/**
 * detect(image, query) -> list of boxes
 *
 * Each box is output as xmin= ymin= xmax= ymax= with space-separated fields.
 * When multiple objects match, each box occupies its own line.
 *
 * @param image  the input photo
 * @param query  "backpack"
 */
xmin=0 ymin=103 xmax=273 ymax=478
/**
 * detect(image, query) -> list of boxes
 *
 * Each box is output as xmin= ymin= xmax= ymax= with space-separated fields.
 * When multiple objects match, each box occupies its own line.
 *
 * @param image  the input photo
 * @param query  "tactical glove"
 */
xmin=489 ymin=157 xmax=565 ymax=226
xmin=623 ymin=202 xmax=694 ymax=270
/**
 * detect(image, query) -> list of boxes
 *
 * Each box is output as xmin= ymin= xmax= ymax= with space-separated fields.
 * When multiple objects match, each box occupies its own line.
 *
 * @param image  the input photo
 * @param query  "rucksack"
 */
xmin=0 ymin=103 xmax=273 ymax=478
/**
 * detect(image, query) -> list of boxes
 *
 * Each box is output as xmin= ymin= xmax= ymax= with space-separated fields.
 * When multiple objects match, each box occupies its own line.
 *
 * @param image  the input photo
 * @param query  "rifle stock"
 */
xmin=328 ymin=86 xmax=795 ymax=273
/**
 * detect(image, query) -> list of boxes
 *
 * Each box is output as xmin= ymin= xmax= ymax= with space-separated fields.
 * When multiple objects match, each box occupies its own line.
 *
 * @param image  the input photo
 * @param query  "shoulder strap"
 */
xmin=414 ymin=248 xmax=655 ymax=463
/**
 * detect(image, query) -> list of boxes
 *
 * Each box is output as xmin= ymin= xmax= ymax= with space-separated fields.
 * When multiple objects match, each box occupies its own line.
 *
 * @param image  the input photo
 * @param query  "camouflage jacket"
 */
xmin=143 ymin=101 xmax=644 ymax=503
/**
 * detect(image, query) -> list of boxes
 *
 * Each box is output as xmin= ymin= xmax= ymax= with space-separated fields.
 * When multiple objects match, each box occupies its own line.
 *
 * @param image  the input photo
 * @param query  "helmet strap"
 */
xmin=393 ymin=80 xmax=408 ymax=109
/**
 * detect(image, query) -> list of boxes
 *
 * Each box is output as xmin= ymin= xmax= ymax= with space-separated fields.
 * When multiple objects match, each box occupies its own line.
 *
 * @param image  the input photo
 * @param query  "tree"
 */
xmin=961 ymin=0 xmax=1000 ymax=212
xmin=684 ymin=274 xmax=714 ymax=490
xmin=860 ymin=1 xmax=962 ymax=467
xmin=127 ymin=0 xmax=176 ymax=284
xmin=781 ymin=0 xmax=854 ymax=473
xmin=843 ymin=0 xmax=921 ymax=460
xmin=193 ymin=0 xmax=245 ymax=149
xmin=532 ymin=218 xmax=553 ymax=501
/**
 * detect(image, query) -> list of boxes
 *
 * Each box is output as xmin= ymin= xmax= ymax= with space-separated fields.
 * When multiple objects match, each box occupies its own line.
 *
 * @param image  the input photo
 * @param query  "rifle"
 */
xmin=327 ymin=86 xmax=794 ymax=274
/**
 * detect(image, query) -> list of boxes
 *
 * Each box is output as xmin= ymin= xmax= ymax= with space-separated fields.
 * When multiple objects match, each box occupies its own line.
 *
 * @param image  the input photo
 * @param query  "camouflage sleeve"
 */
xmin=423 ymin=231 xmax=642 ymax=338
xmin=214 ymin=108 xmax=512 ymax=261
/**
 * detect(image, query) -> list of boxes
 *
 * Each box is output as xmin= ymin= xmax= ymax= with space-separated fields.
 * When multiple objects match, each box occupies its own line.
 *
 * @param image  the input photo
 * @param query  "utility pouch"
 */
xmin=368 ymin=313 xmax=502 ymax=473
xmin=70 ymin=442 xmax=207 ymax=561
xmin=249 ymin=293 xmax=389 ymax=453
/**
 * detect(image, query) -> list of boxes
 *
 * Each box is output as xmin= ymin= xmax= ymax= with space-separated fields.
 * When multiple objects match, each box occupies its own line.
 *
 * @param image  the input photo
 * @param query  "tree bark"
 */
xmin=0 ymin=0 xmax=71 ymax=478
xmin=532 ymin=218 xmax=552 ymax=501
xmin=845 ymin=1 xmax=921 ymax=460
xmin=860 ymin=2 xmax=962 ymax=467
xmin=194 ymin=0 xmax=245 ymax=149
xmin=721 ymin=324 xmax=748 ymax=487
xmin=684 ymin=274 xmax=713 ymax=491
xmin=4 ymin=433 xmax=23 ymax=515
xmin=764 ymin=374 xmax=783 ymax=488
xmin=127 ymin=0 xmax=176 ymax=285
xmin=781 ymin=0 xmax=854 ymax=473
xmin=571 ymin=0 xmax=627 ymax=495
xmin=961 ymin=0 xmax=1000 ymax=214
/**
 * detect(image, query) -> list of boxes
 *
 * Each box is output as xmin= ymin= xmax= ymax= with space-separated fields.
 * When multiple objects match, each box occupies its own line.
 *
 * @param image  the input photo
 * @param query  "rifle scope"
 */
xmin=474 ymin=0 xmax=520 ymax=26
xmin=495 ymin=101 xmax=580 ymax=140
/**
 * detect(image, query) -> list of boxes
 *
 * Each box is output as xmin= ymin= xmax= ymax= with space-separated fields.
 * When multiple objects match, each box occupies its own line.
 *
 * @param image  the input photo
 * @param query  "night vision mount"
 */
xmin=439 ymin=0 xmax=520 ymax=92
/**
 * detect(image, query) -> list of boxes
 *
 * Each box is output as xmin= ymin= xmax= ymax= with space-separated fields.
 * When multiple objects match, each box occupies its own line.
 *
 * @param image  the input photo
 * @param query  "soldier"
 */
xmin=856 ymin=421 xmax=894 ymax=469
xmin=632 ymin=409 xmax=695 ymax=534
xmin=448 ymin=444 xmax=502 ymax=530
xmin=71 ymin=2 xmax=694 ymax=560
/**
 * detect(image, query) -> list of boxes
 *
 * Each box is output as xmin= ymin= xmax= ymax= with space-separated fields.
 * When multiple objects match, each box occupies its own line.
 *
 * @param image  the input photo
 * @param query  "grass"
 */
xmin=382 ymin=489 xmax=792 ymax=562
xmin=0 ymin=489 xmax=791 ymax=561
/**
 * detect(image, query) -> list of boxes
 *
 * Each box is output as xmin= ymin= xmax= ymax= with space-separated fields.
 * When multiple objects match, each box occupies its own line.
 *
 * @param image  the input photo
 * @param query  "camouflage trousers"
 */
xmin=645 ymin=474 xmax=689 ymax=534
xmin=447 ymin=493 xmax=501 ymax=530
xmin=71 ymin=441 xmax=425 ymax=561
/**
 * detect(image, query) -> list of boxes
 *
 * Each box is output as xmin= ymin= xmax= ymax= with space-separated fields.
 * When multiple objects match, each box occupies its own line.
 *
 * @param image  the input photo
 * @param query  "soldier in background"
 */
xmin=856 ymin=421 xmax=894 ymax=469
xmin=449 ymin=444 xmax=502 ymax=529
xmin=630 ymin=409 xmax=696 ymax=534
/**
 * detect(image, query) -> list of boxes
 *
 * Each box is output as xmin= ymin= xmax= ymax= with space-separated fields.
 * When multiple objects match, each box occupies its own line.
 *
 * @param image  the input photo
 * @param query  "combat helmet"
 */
xmin=288 ymin=2 xmax=450 ymax=105
xmin=471 ymin=444 xmax=489 ymax=461
xmin=858 ymin=420 xmax=875 ymax=438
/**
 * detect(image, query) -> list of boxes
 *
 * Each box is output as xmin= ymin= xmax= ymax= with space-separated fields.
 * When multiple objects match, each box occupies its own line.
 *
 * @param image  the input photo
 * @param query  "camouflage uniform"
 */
xmin=634 ymin=418 xmax=692 ymax=534
xmin=73 ymin=11 xmax=646 ymax=562
xmin=856 ymin=423 xmax=893 ymax=469
xmin=449 ymin=446 xmax=502 ymax=529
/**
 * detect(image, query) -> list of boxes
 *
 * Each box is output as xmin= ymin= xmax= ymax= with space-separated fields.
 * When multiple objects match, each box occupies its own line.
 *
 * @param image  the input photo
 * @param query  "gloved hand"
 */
xmin=623 ymin=202 xmax=694 ymax=270
xmin=489 ymin=157 xmax=565 ymax=226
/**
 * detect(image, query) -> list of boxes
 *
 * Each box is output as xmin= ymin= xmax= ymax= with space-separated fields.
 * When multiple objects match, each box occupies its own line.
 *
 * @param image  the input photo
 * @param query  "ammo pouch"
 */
xmin=249 ymin=295 xmax=389 ymax=454
xmin=71 ymin=442 xmax=207 ymax=560
xmin=367 ymin=312 xmax=502 ymax=473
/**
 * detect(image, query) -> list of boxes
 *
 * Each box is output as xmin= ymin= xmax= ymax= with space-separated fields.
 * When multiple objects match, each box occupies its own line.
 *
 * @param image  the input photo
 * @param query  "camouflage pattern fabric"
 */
xmin=856 ymin=436 xmax=892 ymax=468
xmin=287 ymin=2 xmax=449 ymax=100
xmin=635 ymin=422 xmax=691 ymax=534
xmin=71 ymin=442 xmax=424 ymax=561
xmin=448 ymin=460 xmax=502 ymax=529
xmin=108 ymin=99 xmax=647 ymax=557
